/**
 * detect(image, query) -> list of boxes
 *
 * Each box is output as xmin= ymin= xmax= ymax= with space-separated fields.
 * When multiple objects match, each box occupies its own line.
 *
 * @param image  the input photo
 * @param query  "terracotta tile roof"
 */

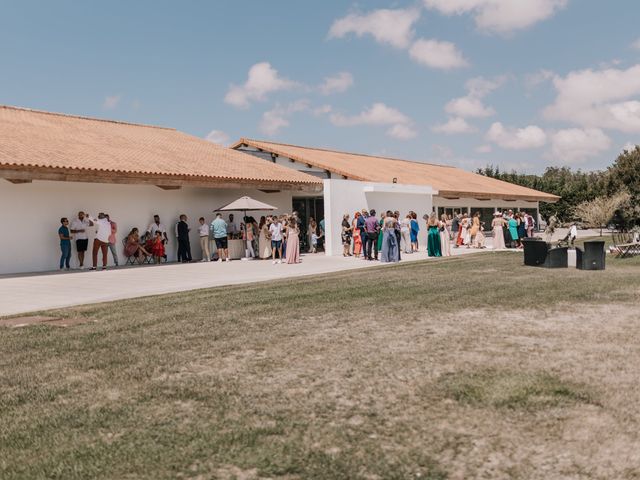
xmin=233 ymin=138 xmax=560 ymax=202
xmin=0 ymin=106 xmax=321 ymax=187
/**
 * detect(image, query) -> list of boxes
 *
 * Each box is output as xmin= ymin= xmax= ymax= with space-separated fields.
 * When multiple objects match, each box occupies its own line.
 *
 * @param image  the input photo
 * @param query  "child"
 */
xmin=152 ymin=230 xmax=165 ymax=264
xmin=311 ymin=231 xmax=318 ymax=253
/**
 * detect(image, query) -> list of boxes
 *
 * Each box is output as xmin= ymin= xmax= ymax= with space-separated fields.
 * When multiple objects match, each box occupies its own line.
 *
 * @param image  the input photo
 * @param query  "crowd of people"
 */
xmin=57 ymin=210 xmax=318 ymax=271
xmin=57 ymin=208 xmax=537 ymax=271
xmin=338 ymin=208 xmax=537 ymax=263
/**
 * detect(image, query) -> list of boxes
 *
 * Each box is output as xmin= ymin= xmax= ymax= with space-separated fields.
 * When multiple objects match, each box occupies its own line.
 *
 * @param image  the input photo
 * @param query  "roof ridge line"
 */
xmin=239 ymin=138 xmax=458 ymax=169
xmin=0 ymin=105 xmax=176 ymax=131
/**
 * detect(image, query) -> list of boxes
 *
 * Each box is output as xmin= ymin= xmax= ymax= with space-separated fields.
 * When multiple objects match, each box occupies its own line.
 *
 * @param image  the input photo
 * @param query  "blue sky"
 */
xmin=2 ymin=0 xmax=639 ymax=173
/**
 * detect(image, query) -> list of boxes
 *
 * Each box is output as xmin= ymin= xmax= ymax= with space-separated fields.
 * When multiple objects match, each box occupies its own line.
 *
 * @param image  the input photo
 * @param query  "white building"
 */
xmin=232 ymin=139 xmax=559 ymax=256
xmin=0 ymin=106 xmax=321 ymax=274
xmin=0 ymin=106 xmax=559 ymax=274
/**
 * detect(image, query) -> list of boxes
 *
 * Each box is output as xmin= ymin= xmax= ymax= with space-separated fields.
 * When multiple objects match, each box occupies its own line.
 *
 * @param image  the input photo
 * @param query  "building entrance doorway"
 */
xmin=292 ymin=197 xmax=325 ymax=252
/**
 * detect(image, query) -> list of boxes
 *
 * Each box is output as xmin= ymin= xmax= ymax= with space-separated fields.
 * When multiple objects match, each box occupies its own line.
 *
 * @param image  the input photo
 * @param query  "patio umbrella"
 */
xmin=214 ymin=196 xmax=278 ymax=258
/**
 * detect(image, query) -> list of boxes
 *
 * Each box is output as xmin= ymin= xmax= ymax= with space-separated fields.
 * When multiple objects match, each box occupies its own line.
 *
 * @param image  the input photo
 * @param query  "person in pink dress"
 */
xmin=285 ymin=218 xmax=301 ymax=264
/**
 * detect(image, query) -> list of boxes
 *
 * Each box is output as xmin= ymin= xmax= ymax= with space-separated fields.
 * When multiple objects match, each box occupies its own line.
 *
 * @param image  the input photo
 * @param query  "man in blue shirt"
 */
xmin=211 ymin=213 xmax=229 ymax=262
xmin=58 ymin=217 xmax=71 ymax=270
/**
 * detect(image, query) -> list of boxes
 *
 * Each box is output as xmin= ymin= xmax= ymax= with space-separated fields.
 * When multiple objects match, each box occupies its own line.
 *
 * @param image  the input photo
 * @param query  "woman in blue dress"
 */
xmin=410 ymin=211 xmax=420 ymax=252
xmin=380 ymin=211 xmax=399 ymax=263
xmin=508 ymin=214 xmax=520 ymax=248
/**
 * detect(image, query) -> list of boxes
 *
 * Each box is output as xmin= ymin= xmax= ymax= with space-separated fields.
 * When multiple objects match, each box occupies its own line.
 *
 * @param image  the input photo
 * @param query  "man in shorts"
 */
xmin=269 ymin=217 xmax=283 ymax=264
xmin=70 ymin=211 xmax=93 ymax=269
xmin=211 ymin=213 xmax=229 ymax=262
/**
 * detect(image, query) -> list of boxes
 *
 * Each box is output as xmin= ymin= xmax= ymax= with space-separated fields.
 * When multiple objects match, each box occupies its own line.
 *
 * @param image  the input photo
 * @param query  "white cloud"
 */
xmin=543 ymin=65 xmax=640 ymax=133
xmin=443 ymin=76 xmax=505 ymax=118
xmin=259 ymin=100 xmax=309 ymax=136
xmin=319 ymin=72 xmax=354 ymax=95
xmin=328 ymin=8 xmax=420 ymax=49
xmin=205 ymin=129 xmax=230 ymax=145
xmin=445 ymin=96 xmax=494 ymax=118
xmin=224 ymin=62 xmax=297 ymax=109
xmin=475 ymin=144 xmax=492 ymax=153
xmin=423 ymin=0 xmax=568 ymax=34
xmin=548 ymin=128 xmax=611 ymax=163
xmin=435 ymin=76 xmax=504 ymax=133
xmin=330 ymin=102 xmax=410 ymax=127
xmin=330 ymin=102 xmax=416 ymax=140
xmin=388 ymin=124 xmax=418 ymax=140
xmin=432 ymin=117 xmax=476 ymax=134
xmin=486 ymin=122 xmax=547 ymax=149
xmin=103 ymin=94 xmax=121 ymax=110
xmin=622 ymin=141 xmax=637 ymax=152
xmin=409 ymin=39 xmax=469 ymax=70
xmin=632 ymin=38 xmax=640 ymax=50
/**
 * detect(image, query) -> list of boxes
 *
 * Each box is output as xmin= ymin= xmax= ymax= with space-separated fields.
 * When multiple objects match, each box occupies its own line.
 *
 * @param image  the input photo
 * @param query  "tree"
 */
xmin=572 ymin=191 xmax=631 ymax=236
xmin=607 ymin=146 xmax=640 ymax=227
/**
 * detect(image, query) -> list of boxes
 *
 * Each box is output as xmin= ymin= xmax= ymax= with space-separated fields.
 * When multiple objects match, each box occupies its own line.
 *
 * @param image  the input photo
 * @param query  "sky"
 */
xmin=1 ymin=0 xmax=640 ymax=174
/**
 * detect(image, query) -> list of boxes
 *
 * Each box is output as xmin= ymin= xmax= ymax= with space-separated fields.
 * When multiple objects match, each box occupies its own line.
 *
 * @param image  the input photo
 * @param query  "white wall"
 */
xmin=0 ymin=180 xmax=293 ymax=274
xmin=323 ymin=179 xmax=435 ymax=256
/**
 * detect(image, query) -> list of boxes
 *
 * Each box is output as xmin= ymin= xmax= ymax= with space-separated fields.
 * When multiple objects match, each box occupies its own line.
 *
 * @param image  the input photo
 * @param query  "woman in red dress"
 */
xmin=151 ymin=231 xmax=165 ymax=264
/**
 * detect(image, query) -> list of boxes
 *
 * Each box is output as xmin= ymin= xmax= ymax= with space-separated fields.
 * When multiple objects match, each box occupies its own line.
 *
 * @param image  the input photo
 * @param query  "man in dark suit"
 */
xmin=177 ymin=214 xmax=192 ymax=263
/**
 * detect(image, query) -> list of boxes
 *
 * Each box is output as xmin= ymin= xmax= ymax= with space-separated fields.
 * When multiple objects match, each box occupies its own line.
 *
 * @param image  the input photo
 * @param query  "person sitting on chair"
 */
xmin=124 ymin=228 xmax=151 ymax=263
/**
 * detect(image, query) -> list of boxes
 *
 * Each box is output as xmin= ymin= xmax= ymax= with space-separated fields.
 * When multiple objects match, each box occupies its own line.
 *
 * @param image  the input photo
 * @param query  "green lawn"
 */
xmin=2 ymin=252 xmax=640 ymax=479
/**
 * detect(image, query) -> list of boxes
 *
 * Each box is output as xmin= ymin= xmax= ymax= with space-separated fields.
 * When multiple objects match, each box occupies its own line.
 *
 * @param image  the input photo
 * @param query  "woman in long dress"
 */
xmin=401 ymin=214 xmax=412 ymax=254
xmin=352 ymin=212 xmax=362 ymax=257
xmin=470 ymin=212 xmax=480 ymax=246
xmin=439 ymin=214 xmax=451 ymax=256
xmin=492 ymin=212 xmax=506 ymax=250
xmin=456 ymin=213 xmax=467 ymax=247
xmin=285 ymin=219 xmax=300 ymax=264
xmin=307 ymin=217 xmax=317 ymax=253
xmin=376 ymin=212 xmax=385 ymax=253
xmin=341 ymin=214 xmax=352 ymax=257
xmin=410 ymin=212 xmax=420 ymax=252
xmin=508 ymin=214 xmax=520 ymax=249
xmin=259 ymin=217 xmax=272 ymax=259
xmin=380 ymin=212 xmax=399 ymax=263
xmin=427 ymin=213 xmax=442 ymax=257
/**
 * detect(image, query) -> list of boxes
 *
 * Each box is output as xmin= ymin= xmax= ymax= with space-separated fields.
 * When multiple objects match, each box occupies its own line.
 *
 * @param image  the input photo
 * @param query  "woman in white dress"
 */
xmin=258 ymin=216 xmax=272 ymax=259
xmin=439 ymin=214 xmax=451 ymax=256
xmin=491 ymin=212 xmax=506 ymax=250
xmin=400 ymin=214 xmax=412 ymax=254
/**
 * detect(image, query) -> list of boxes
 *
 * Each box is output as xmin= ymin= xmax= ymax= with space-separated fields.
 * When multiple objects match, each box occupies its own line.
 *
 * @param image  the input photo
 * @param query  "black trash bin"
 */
xmin=522 ymin=238 xmax=568 ymax=268
xmin=522 ymin=237 xmax=545 ymax=266
xmin=576 ymin=240 xmax=605 ymax=270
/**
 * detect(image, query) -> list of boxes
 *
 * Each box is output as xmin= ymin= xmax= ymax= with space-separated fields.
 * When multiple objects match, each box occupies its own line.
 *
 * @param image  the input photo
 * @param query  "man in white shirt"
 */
xmin=69 ymin=211 xmax=93 ymax=269
xmin=147 ymin=215 xmax=168 ymax=245
xmin=86 ymin=213 xmax=112 ymax=270
xmin=227 ymin=214 xmax=238 ymax=237
xmin=269 ymin=217 xmax=283 ymax=264
xmin=198 ymin=217 xmax=211 ymax=262
xmin=569 ymin=223 xmax=578 ymax=247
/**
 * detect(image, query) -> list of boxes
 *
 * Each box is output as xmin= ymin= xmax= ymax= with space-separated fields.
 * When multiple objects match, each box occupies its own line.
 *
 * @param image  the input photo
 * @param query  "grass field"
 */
xmin=2 ymin=250 xmax=640 ymax=479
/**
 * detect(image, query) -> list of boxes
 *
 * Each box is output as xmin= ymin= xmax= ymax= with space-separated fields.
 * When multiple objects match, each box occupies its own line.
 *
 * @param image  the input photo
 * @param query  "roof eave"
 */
xmin=0 ymin=165 xmax=323 ymax=192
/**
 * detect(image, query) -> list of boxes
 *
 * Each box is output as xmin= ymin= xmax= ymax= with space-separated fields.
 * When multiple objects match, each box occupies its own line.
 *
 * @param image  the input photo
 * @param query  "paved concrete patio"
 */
xmin=1 ymin=247 xmax=488 ymax=317
xmin=1 ymin=228 xmax=607 ymax=317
